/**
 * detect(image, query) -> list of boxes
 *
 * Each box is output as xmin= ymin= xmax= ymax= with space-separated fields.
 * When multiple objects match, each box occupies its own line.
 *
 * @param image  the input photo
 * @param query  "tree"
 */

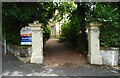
xmin=86 ymin=2 xmax=120 ymax=47
xmin=60 ymin=2 xmax=88 ymax=51
xmin=96 ymin=3 xmax=120 ymax=47
xmin=76 ymin=2 xmax=88 ymax=52
xmin=2 ymin=2 xmax=36 ymax=44
xmin=60 ymin=2 xmax=120 ymax=51
xmin=2 ymin=2 xmax=56 ymax=45
xmin=3 ymin=2 xmax=120 ymax=48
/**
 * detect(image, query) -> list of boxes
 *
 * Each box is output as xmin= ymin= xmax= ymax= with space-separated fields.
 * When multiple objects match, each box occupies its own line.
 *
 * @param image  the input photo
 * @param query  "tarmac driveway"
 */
xmin=2 ymin=53 xmax=119 ymax=77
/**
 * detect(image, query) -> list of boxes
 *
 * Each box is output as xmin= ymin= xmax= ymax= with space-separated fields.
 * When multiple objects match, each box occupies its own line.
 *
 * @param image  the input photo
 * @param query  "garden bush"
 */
xmin=43 ymin=26 xmax=51 ymax=44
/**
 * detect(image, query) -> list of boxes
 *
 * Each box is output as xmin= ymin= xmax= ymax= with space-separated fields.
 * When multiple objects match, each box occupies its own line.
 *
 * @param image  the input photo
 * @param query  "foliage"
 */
xmin=86 ymin=2 xmax=120 ymax=47
xmin=2 ymin=2 xmax=55 ymax=45
xmin=60 ymin=2 xmax=88 ymax=51
xmin=2 ymin=2 xmax=120 ymax=48
xmin=60 ymin=2 xmax=120 ymax=49
xmin=52 ymin=2 xmax=77 ymax=23
xmin=97 ymin=3 xmax=120 ymax=47
xmin=43 ymin=26 xmax=51 ymax=44
xmin=60 ymin=8 xmax=83 ymax=47
xmin=60 ymin=20 xmax=80 ymax=47
xmin=59 ymin=21 xmax=71 ymax=42
xmin=94 ymin=3 xmax=120 ymax=47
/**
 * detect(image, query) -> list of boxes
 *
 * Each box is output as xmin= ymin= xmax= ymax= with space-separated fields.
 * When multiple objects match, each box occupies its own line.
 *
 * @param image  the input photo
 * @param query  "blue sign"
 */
xmin=21 ymin=36 xmax=32 ymax=45
xmin=20 ymin=26 xmax=32 ymax=45
xmin=21 ymin=36 xmax=31 ymax=42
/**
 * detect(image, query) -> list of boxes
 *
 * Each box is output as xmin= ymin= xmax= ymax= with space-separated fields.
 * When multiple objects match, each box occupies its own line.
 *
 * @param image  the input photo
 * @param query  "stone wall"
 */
xmin=100 ymin=47 xmax=119 ymax=66
xmin=6 ymin=44 xmax=120 ymax=65
xmin=6 ymin=44 xmax=32 ymax=63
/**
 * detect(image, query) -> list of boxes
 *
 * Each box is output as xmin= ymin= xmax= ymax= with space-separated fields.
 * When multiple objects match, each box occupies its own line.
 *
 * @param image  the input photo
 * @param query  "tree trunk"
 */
xmin=77 ymin=3 xmax=88 ymax=52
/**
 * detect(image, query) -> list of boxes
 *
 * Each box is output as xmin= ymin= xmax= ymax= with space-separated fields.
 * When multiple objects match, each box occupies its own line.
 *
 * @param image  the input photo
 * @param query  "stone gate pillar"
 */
xmin=87 ymin=22 xmax=102 ymax=65
xmin=28 ymin=21 xmax=44 ymax=64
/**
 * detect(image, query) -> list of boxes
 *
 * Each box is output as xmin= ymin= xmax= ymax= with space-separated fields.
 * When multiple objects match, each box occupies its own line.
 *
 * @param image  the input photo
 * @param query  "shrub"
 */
xmin=43 ymin=26 xmax=51 ymax=44
xmin=59 ymin=20 xmax=80 ymax=47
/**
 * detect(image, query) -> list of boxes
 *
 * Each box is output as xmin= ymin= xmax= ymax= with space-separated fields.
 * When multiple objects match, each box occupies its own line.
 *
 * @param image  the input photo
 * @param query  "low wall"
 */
xmin=6 ymin=44 xmax=120 ymax=66
xmin=6 ymin=44 xmax=32 ymax=63
xmin=100 ymin=47 xmax=119 ymax=66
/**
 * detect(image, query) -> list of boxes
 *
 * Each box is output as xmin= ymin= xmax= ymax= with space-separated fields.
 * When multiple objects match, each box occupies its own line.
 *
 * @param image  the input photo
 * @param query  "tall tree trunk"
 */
xmin=77 ymin=3 xmax=88 ymax=53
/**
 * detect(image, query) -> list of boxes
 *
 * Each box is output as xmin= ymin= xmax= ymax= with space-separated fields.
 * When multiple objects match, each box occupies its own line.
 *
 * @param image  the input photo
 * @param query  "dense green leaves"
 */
xmin=60 ymin=2 xmax=88 ymax=51
xmin=87 ymin=2 xmax=120 ymax=47
xmin=60 ymin=2 xmax=120 ymax=48
xmin=2 ymin=2 xmax=55 ymax=45
xmin=95 ymin=3 xmax=120 ymax=47
xmin=43 ymin=26 xmax=51 ymax=44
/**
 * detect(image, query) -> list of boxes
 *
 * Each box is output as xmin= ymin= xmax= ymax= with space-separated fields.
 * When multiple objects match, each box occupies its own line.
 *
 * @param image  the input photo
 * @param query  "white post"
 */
xmin=87 ymin=22 xmax=102 ymax=65
xmin=28 ymin=21 xmax=44 ymax=64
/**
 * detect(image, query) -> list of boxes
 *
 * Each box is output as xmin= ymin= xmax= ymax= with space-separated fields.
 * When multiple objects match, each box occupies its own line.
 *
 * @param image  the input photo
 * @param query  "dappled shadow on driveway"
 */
xmin=2 ymin=54 xmax=57 ymax=76
xmin=2 ymin=53 xmax=120 ymax=76
xmin=43 ymin=38 xmax=87 ymax=67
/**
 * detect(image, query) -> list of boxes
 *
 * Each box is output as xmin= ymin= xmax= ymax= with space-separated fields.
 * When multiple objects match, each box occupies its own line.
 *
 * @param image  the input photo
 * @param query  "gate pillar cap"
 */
xmin=87 ymin=22 xmax=102 ymax=28
xmin=28 ymin=20 xmax=42 ymax=27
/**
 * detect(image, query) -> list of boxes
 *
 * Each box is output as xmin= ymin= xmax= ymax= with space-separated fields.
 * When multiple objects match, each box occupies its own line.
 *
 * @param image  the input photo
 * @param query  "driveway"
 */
xmin=43 ymin=38 xmax=87 ymax=67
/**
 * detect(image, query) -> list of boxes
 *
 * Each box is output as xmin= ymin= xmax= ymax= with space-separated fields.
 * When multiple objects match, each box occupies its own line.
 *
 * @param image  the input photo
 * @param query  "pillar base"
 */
xmin=87 ymin=54 xmax=102 ymax=65
xmin=30 ymin=56 xmax=44 ymax=64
